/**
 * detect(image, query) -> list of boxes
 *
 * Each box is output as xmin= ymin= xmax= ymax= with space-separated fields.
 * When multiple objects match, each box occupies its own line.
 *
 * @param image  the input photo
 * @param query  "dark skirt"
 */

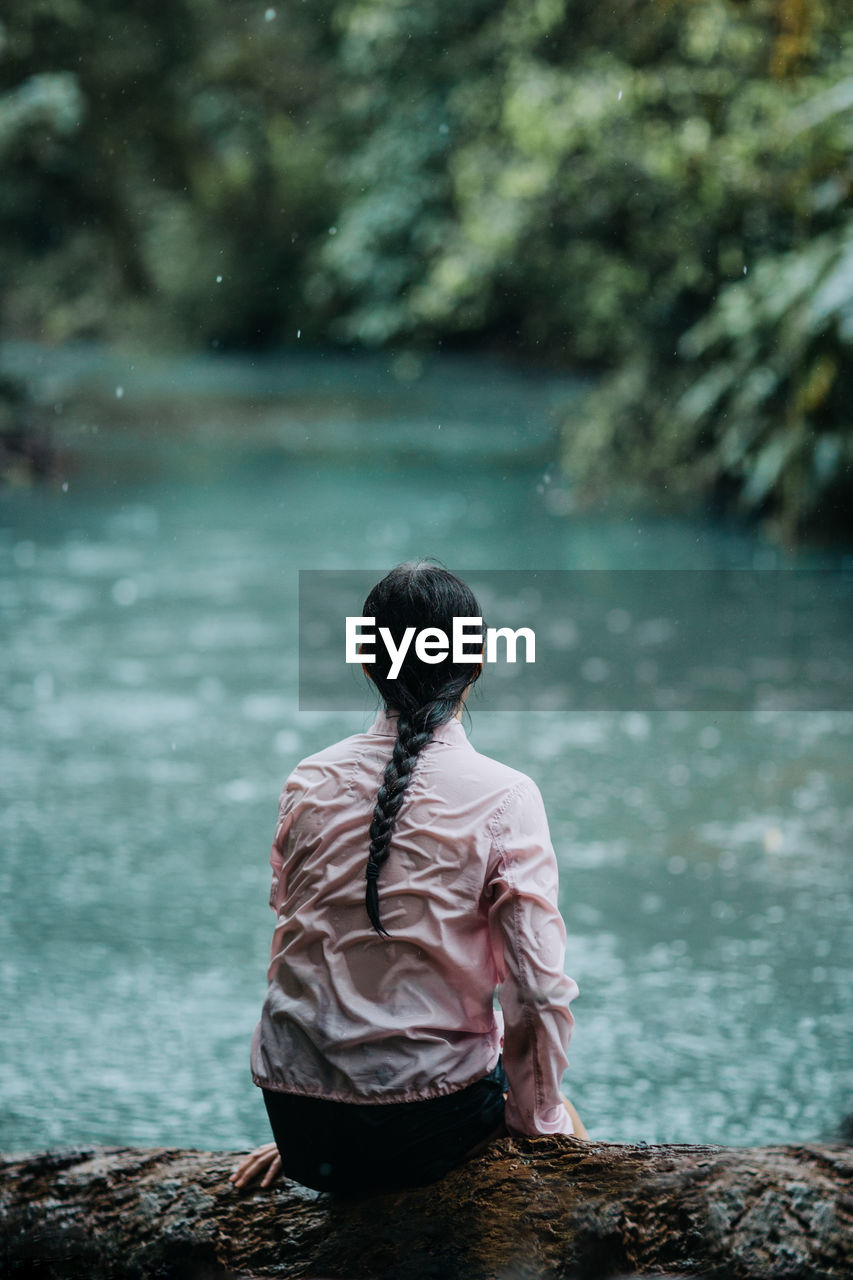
xmin=262 ymin=1057 xmax=508 ymax=1195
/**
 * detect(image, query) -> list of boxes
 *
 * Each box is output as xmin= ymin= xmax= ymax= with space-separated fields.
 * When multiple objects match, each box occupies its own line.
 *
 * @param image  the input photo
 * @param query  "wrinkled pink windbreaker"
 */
xmin=250 ymin=709 xmax=578 ymax=1135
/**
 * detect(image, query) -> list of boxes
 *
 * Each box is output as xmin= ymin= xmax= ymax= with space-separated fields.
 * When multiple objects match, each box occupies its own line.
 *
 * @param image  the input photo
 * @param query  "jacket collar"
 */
xmin=368 ymin=707 xmax=468 ymax=746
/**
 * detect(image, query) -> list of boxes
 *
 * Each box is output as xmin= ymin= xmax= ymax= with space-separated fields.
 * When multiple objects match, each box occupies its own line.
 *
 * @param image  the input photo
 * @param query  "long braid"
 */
xmin=365 ymin=713 xmax=434 ymax=936
xmin=359 ymin=561 xmax=483 ymax=937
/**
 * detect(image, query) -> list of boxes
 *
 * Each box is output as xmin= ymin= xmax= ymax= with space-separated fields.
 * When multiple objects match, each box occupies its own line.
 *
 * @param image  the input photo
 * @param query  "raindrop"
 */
xmin=216 ymin=274 xmax=223 ymax=283
xmin=606 ymin=607 xmax=631 ymax=634
xmin=274 ymin=728 xmax=299 ymax=755
xmin=116 ymin=386 xmax=124 ymax=399
xmin=581 ymin=656 xmax=609 ymax=683
xmin=224 ymin=778 xmax=257 ymax=802
xmin=743 ymin=265 xmax=748 ymax=275
xmin=328 ymin=226 xmax=337 ymax=236
xmin=33 ymin=671 xmax=54 ymax=701
xmin=265 ymin=6 xmax=276 ymax=19
xmin=621 ymin=712 xmax=650 ymax=740
xmin=61 ymin=481 xmax=69 ymax=492
xmin=617 ymin=89 xmax=623 ymax=101
xmin=669 ymin=761 xmax=690 ymax=787
xmin=667 ymin=855 xmax=687 ymax=875
xmin=13 ymin=540 xmax=36 ymax=568
xmin=112 ymin=578 xmax=139 ymax=607
xmin=763 ymin=826 xmax=783 ymax=853
xmin=297 ymin=329 xmax=301 ymax=338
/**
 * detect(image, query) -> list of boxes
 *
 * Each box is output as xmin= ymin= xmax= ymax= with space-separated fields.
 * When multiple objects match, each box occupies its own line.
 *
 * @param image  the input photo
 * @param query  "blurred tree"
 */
xmin=552 ymin=22 xmax=853 ymax=543
xmin=316 ymin=1 xmax=848 ymax=347
xmin=311 ymin=0 xmax=852 ymax=539
xmin=0 ymin=0 xmax=850 ymax=538
xmin=0 ymin=0 xmax=336 ymax=346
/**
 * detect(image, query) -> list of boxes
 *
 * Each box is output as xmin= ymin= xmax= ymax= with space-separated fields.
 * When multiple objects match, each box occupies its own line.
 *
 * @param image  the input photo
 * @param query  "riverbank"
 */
xmin=0 ymin=338 xmax=587 ymax=480
xmin=3 ymin=338 xmax=851 ymax=553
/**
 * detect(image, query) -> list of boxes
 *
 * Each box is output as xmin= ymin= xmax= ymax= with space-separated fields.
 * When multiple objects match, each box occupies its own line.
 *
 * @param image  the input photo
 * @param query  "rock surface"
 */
xmin=1 ymin=1137 xmax=852 ymax=1279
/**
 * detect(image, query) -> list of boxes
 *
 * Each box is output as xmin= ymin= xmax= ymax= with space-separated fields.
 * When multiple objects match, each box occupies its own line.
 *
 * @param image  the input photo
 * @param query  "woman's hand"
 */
xmin=228 ymin=1141 xmax=282 ymax=1190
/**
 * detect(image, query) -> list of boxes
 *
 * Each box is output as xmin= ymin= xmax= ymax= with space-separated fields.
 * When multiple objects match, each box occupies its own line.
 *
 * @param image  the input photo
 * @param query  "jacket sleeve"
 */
xmin=485 ymin=778 xmax=579 ymax=1136
xmin=268 ymin=779 xmax=298 ymax=915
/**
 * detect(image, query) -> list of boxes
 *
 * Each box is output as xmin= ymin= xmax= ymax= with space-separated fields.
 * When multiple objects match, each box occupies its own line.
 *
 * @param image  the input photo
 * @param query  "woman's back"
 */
xmin=251 ymin=708 xmax=578 ymax=1135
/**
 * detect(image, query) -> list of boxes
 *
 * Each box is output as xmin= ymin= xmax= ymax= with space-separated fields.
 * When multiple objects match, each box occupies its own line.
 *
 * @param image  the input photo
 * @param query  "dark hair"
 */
xmin=362 ymin=561 xmax=482 ymax=936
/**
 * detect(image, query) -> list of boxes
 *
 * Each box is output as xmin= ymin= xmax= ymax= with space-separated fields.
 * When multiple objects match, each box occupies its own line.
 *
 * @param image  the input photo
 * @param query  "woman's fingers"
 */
xmin=230 ymin=1155 xmax=262 ymax=1185
xmin=231 ymin=1159 xmax=271 ymax=1188
xmin=229 ymin=1150 xmax=264 ymax=1182
xmin=229 ymin=1158 xmax=259 ymax=1188
xmin=229 ymin=1142 xmax=281 ymax=1189
xmin=233 ymin=1148 xmax=278 ymax=1185
xmin=259 ymin=1151 xmax=282 ymax=1186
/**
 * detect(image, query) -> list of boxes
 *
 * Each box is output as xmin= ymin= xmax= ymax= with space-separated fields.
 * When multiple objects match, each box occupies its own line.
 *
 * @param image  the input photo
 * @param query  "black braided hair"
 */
xmin=361 ymin=561 xmax=483 ymax=937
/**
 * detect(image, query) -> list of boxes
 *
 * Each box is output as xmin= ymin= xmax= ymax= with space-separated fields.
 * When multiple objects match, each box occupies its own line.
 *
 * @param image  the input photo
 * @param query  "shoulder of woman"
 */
xmin=488 ymin=773 xmax=545 ymax=825
xmin=463 ymin=740 xmax=530 ymax=786
xmin=285 ymin=726 xmax=369 ymax=780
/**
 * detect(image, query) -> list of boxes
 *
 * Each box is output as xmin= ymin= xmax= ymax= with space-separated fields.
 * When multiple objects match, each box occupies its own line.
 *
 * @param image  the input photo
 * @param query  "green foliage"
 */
xmin=316 ymin=0 xmax=847 ymax=356
xmin=311 ymin=0 xmax=853 ymax=539
xmin=559 ymin=54 xmax=853 ymax=543
xmin=675 ymin=213 xmax=851 ymax=538
xmin=0 ymin=0 xmax=336 ymax=346
xmin=0 ymin=0 xmax=851 ymax=538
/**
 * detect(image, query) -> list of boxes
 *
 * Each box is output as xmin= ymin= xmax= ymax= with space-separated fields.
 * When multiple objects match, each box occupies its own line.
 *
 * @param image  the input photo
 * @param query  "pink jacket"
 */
xmin=250 ymin=709 xmax=578 ymax=1135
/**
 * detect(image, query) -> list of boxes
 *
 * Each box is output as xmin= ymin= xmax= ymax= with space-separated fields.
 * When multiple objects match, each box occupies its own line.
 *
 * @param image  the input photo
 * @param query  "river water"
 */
xmin=1 ymin=344 xmax=851 ymax=1154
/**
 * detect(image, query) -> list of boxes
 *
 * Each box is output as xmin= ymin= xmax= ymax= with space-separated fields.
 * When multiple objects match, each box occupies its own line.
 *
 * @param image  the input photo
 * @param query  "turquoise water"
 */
xmin=1 ymin=346 xmax=851 ymax=1153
